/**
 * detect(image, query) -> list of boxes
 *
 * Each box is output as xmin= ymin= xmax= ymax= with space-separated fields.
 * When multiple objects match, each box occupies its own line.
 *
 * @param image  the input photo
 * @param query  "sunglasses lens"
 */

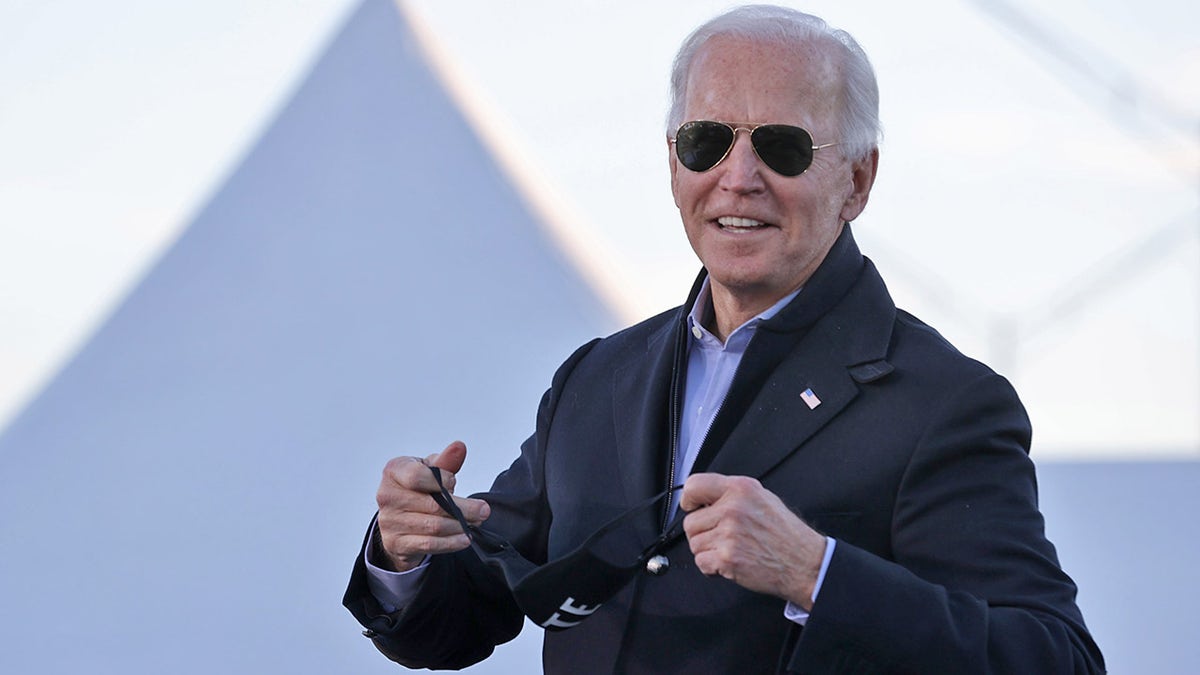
xmin=751 ymin=125 xmax=814 ymax=176
xmin=675 ymin=121 xmax=735 ymax=172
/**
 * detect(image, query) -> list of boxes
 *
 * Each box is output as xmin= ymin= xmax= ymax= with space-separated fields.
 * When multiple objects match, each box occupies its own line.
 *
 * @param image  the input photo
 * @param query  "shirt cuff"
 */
xmin=783 ymin=537 xmax=836 ymax=626
xmin=363 ymin=525 xmax=430 ymax=613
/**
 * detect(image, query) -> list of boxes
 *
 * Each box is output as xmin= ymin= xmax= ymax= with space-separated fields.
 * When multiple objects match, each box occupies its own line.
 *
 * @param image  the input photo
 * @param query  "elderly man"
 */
xmin=344 ymin=5 xmax=1104 ymax=673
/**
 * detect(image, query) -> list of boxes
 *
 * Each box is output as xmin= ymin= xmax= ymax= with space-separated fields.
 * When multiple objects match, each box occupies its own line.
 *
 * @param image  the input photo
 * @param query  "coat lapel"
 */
xmin=706 ymin=290 xmax=889 ymax=479
xmin=702 ymin=229 xmax=898 ymax=479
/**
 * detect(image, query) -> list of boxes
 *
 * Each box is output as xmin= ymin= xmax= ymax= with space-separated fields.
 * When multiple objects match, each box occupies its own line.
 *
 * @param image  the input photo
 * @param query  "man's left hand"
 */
xmin=680 ymin=473 xmax=827 ymax=610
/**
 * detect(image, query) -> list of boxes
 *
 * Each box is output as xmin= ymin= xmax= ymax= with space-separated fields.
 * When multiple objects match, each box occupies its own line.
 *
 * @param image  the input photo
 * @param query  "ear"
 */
xmin=838 ymin=147 xmax=879 ymax=223
xmin=668 ymin=135 xmax=682 ymax=208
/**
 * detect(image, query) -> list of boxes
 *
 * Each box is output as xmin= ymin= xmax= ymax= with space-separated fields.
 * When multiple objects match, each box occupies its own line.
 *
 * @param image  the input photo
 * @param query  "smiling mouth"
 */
xmin=717 ymin=216 xmax=769 ymax=231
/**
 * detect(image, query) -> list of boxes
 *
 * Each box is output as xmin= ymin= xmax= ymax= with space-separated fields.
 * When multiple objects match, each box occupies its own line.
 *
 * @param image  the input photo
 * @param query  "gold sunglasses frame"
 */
xmin=670 ymin=120 xmax=839 ymax=176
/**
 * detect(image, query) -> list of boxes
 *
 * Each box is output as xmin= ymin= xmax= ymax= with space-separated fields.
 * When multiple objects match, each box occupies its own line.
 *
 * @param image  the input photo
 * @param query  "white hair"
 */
xmin=666 ymin=4 xmax=881 ymax=161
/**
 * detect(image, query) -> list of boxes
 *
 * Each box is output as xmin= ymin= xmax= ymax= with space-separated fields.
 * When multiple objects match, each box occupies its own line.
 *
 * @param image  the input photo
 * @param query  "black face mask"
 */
xmin=428 ymin=467 xmax=684 ymax=631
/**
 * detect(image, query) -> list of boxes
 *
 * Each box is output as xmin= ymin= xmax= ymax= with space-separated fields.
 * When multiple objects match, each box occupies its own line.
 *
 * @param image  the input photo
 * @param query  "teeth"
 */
xmin=718 ymin=216 xmax=765 ymax=229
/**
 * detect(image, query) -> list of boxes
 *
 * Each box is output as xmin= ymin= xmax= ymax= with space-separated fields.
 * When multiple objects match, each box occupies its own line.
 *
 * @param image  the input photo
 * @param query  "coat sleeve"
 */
xmin=342 ymin=338 xmax=602 ymax=669
xmin=786 ymin=372 xmax=1106 ymax=674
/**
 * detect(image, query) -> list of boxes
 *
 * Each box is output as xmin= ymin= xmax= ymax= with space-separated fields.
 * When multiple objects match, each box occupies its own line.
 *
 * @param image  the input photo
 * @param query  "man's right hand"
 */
xmin=374 ymin=440 xmax=491 ymax=572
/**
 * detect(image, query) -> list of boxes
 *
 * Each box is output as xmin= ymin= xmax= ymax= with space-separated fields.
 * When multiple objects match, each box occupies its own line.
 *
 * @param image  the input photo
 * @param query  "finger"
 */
xmin=383 ymin=531 xmax=473 ymax=563
xmin=377 ymin=465 xmax=458 ymax=515
xmin=380 ymin=510 xmax=462 ymax=537
xmin=682 ymin=502 xmax=722 ymax=539
xmin=382 ymin=455 xmax=455 ymax=494
xmin=382 ymin=455 xmax=432 ymax=489
xmin=384 ymin=508 xmax=483 ymax=538
xmin=692 ymin=548 xmax=737 ymax=582
xmin=678 ymin=473 xmax=731 ymax=512
xmin=452 ymin=494 xmax=491 ymax=525
xmin=378 ymin=479 xmax=491 ymax=522
xmin=418 ymin=494 xmax=491 ymax=524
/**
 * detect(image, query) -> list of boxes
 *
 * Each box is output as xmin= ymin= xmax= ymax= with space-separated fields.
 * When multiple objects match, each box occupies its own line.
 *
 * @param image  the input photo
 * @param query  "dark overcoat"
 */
xmin=345 ymin=228 xmax=1104 ymax=674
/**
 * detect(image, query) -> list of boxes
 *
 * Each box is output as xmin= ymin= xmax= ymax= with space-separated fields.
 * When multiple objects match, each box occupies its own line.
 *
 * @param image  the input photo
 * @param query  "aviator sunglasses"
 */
xmin=671 ymin=120 xmax=838 ymax=177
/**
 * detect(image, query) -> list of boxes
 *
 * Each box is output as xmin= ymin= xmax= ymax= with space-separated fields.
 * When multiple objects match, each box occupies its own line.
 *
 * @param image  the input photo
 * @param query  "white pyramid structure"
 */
xmin=0 ymin=0 xmax=610 ymax=671
xmin=0 ymin=1 xmax=1195 ymax=673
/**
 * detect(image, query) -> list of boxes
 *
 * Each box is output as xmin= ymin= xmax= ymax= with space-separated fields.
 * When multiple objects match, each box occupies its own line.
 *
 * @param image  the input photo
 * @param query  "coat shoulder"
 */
xmin=570 ymin=306 xmax=679 ymax=367
xmin=889 ymin=307 xmax=998 ymax=383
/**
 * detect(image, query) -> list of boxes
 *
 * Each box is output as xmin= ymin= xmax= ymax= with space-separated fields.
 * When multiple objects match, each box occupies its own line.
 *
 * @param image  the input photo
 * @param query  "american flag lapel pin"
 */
xmin=800 ymin=387 xmax=821 ymax=410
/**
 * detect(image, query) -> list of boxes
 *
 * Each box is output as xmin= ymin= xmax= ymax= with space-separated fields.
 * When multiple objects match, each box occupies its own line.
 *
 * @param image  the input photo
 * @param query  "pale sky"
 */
xmin=1 ymin=0 xmax=1197 ymax=457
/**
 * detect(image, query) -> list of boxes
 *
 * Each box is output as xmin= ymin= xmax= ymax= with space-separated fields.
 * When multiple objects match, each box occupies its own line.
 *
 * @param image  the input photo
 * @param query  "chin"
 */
xmin=708 ymin=271 xmax=775 ymax=296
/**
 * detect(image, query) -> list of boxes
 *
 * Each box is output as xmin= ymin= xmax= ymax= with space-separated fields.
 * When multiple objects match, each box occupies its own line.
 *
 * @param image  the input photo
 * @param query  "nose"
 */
xmin=716 ymin=128 xmax=766 ymax=193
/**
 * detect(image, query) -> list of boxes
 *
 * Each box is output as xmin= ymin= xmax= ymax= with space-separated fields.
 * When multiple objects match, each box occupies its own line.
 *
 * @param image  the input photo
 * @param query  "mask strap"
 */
xmin=428 ymin=465 xmax=688 ymax=561
xmin=639 ymin=491 xmax=686 ymax=562
xmin=427 ymin=466 xmax=512 ymax=553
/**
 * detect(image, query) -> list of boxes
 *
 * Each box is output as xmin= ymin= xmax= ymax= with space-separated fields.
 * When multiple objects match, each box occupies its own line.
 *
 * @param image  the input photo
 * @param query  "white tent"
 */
xmin=0 ymin=0 xmax=609 ymax=671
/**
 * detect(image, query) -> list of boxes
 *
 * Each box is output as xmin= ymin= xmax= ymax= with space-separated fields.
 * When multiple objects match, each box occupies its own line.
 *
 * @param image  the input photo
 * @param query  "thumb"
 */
xmin=428 ymin=440 xmax=468 ymax=475
xmin=679 ymin=473 xmax=727 ymax=512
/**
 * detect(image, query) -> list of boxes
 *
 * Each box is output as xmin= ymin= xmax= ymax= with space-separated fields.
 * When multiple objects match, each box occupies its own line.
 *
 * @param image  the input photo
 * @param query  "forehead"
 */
xmin=683 ymin=35 xmax=842 ymax=129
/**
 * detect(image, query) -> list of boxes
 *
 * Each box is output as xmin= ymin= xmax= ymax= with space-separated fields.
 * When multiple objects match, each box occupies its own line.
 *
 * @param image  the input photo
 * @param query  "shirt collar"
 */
xmin=686 ymin=276 xmax=803 ymax=347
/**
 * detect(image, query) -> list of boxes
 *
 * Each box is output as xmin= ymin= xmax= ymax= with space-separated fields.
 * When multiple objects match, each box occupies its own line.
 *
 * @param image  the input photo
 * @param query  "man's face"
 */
xmin=670 ymin=36 xmax=876 ymax=310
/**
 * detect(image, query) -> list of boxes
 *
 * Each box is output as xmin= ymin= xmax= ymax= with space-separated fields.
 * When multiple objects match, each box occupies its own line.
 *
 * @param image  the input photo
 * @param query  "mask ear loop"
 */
xmin=427 ymin=466 xmax=512 ymax=554
xmin=638 ymin=485 xmax=687 ymax=563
